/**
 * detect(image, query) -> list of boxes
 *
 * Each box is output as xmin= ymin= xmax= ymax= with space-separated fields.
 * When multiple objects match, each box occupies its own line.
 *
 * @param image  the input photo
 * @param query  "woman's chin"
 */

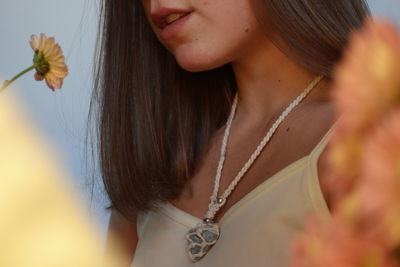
xmin=175 ymin=56 xmax=226 ymax=73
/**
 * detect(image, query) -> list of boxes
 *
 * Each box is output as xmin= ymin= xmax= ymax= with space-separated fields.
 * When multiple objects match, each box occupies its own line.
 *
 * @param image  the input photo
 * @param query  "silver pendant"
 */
xmin=184 ymin=220 xmax=220 ymax=262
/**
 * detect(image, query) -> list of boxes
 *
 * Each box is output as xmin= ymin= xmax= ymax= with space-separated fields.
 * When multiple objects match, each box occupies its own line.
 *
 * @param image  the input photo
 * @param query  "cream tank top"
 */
xmin=131 ymin=123 xmax=336 ymax=267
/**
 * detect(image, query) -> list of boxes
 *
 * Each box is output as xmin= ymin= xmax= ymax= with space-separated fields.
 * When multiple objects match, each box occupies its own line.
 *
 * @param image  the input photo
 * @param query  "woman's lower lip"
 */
xmin=160 ymin=12 xmax=192 ymax=41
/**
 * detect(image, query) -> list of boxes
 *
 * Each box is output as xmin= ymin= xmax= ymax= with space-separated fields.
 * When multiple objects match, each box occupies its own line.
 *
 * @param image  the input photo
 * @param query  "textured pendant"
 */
xmin=184 ymin=221 xmax=220 ymax=262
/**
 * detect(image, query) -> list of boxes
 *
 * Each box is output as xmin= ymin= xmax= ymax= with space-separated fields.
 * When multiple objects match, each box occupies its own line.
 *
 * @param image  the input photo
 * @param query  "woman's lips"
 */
xmin=160 ymin=12 xmax=192 ymax=41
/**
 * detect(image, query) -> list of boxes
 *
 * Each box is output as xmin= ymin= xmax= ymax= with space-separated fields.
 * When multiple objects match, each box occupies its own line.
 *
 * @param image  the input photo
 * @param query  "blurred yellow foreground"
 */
xmin=0 ymin=87 xmax=129 ymax=266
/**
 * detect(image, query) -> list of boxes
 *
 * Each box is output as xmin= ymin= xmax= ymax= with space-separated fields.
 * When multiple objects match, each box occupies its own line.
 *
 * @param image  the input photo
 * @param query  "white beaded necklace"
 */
xmin=184 ymin=76 xmax=323 ymax=262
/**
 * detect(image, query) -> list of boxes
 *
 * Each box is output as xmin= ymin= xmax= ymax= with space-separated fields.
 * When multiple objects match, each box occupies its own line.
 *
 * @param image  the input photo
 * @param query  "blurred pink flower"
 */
xmin=290 ymin=194 xmax=397 ymax=267
xmin=290 ymin=19 xmax=400 ymax=267
xmin=324 ymin=19 xmax=400 ymax=203
xmin=324 ymin=134 xmax=364 ymax=203
xmin=358 ymin=108 xmax=400 ymax=246
xmin=332 ymin=19 xmax=400 ymax=134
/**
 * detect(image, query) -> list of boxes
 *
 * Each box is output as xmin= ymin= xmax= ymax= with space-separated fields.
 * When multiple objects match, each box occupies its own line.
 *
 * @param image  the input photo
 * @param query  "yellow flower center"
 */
xmin=33 ymin=50 xmax=50 ymax=76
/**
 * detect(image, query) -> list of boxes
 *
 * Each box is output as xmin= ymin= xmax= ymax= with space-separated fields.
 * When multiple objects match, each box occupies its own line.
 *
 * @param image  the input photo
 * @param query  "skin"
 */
xmin=140 ymin=0 xmax=333 ymax=126
xmin=107 ymin=0 xmax=337 ymax=262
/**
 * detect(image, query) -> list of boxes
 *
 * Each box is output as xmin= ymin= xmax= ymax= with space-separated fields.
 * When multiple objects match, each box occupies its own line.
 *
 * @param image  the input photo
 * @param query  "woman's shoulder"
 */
xmin=306 ymin=102 xmax=339 ymax=212
xmin=105 ymin=209 xmax=138 ymax=265
xmin=298 ymin=99 xmax=338 ymax=211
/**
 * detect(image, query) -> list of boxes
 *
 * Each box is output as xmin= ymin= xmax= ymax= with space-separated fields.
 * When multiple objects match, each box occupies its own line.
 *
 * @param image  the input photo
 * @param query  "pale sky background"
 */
xmin=0 ymin=0 xmax=399 ymax=244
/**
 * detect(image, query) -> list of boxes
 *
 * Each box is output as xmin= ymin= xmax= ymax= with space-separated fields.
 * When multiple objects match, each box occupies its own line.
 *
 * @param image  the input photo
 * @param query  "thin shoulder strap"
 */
xmin=309 ymin=116 xmax=341 ymax=159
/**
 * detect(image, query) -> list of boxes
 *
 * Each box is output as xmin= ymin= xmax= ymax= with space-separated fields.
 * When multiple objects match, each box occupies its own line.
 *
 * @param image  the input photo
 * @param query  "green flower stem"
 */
xmin=0 ymin=65 xmax=36 ymax=92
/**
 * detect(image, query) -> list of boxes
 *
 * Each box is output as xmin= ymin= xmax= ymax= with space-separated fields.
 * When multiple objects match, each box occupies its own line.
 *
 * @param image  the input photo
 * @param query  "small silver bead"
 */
xmin=203 ymin=218 xmax=212 ymax=224
xmin=217 ymin=197 xmax=224 ymax=204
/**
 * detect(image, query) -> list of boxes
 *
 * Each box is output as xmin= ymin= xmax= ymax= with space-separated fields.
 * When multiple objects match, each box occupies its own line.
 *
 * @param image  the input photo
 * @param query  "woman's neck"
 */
xmin=230 ymin=39 xmax=326 ymax=126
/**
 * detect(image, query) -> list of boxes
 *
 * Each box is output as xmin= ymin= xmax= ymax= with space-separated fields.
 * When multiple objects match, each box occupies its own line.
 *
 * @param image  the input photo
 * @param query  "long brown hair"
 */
xmin=89 ymin=0 xmax=370 ymax=221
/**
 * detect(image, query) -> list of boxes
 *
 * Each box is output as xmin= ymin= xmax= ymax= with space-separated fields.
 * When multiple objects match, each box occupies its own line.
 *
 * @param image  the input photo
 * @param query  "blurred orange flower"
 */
xmin=325 ymin=19 xmax=400 ymax=202
xmin=290 ymin=193 xmax=397 ymax=267
xmin=332 ymin=19 xmax=400 ymax=134
xmin=30 ymin=33 xmax=69 ymax=91
xmin=358 ymin=108 xmax=400 ymax=246
xmin=291 ymin=19 xmax=400 ymax=267
xmin=290 ymin=214 xmax=396 ymax=267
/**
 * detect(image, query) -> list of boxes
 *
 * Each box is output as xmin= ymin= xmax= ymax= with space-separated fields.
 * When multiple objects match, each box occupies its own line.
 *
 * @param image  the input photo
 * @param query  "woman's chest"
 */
xmin=170 ymin=101 xmax=335 ymax=222
xmin=135 ymin=167 xmax=317 ymax=267
xmin=171 ymin=124 xmax=331 ymax=222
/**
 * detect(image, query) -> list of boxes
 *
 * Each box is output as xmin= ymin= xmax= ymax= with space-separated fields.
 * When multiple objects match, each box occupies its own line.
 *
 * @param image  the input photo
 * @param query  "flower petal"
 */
xmin=49 ymin=67 xmax=68 ymax=79
xmin=49 ymin=45 xmax=62 ymax=58
xmin=30 ymin=34 xmax=39 ymax=51
xmin=48 ymin=55 xmax=65 ymax=64
xmin=45 ymin=74 xmax=63 ymax=91
xmin=38 ymin=33 xmax=47 ymax=52
xmin=47 ymin=61 xmax=67 ymax=68
xmin=42 ymin=37 xmax=56 ymax=57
